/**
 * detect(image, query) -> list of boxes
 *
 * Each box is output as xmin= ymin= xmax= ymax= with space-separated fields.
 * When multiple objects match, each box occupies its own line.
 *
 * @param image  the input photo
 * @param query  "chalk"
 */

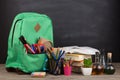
xmin=31 ymin=72 xmax=46 ymax=78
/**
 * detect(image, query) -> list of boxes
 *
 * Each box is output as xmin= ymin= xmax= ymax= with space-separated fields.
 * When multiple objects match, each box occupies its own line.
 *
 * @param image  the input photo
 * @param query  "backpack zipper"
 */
xmin=11 ymin=19 xmax=22 ymax=47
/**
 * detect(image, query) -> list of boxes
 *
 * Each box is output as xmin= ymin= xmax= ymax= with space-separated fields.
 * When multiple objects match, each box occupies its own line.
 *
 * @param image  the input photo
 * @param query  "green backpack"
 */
xmin=6 ymin=12 xmax=53 ymax=73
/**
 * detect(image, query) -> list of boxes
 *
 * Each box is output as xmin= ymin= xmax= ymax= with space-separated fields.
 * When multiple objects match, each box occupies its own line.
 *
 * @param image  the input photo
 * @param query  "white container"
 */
xmin=81 ymin=67 xmax=92 ymax=76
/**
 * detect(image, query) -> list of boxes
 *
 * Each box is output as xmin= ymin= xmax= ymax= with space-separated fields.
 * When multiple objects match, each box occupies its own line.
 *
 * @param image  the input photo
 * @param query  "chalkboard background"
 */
xmin=0 ymin=0 xmax=120 ymax=63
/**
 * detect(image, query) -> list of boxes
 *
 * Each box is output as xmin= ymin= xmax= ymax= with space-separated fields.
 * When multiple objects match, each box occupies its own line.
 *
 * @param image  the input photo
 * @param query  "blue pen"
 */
xmin=55 ymin=51 xmax=65 ymax=70
xmin=53 ymin=51 xmax=65 ymax=75
xmin=31 ymin=44 xmax=36 ymax=53
xmin=58 ymin=51 xmax=65 ymax=60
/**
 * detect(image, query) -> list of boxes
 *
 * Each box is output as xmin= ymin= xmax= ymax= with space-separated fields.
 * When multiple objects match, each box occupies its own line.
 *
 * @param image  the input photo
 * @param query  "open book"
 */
xmin=62 ymin=46 xmax=99 ymax=55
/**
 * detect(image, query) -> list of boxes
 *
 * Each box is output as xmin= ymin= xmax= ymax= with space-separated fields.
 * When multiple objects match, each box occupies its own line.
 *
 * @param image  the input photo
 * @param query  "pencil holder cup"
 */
xmin=48 ymin=58 xmax=64 ymax=75
xmin=64 ymin=66 xmax=72 ymax=76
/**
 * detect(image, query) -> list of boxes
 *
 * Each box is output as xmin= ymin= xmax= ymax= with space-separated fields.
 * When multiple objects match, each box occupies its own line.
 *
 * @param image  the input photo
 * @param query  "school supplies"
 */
xmin=31 ymin=72 xmax=46 ymax=78
xmin=63 ymin=58 xmax=73 ymax=76
xmin=46 ymin=48 xmax=65 ymax=75
xmin=65 ymin=53 xmax=84 ymax=61
xmin=6 ymin=12 xmax=54 ymax=73
xmin=38 ymin=38 xmax=52 ymax=51
xmin=19 ymin=35 xmax=35 ymax=54
xmin=64 ymin=66 xmax=72 ymax=76
xmin=19 ymin=35 xmax=53 ymax=54
xmin=64 ymin=53 xmax=93 ymax=73
xmin=62 ymin=46 xmax=99 ymax=55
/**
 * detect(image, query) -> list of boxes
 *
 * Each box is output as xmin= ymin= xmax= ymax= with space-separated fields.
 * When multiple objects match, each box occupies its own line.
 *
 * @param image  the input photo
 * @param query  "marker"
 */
xmin=24 ymin=44 xmax=35 ymax=54
xmin=19 ymin=35 xmax=35 ymax=54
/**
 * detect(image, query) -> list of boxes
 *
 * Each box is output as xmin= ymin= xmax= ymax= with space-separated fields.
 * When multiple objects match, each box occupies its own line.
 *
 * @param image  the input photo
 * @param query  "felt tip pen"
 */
xmin=19 ymin=35 xmax=35 ymax=54
xmin=24 ymin=44 xmax=35 ymax=54
xmin=19 ymin=35 xmax=30 ymax=45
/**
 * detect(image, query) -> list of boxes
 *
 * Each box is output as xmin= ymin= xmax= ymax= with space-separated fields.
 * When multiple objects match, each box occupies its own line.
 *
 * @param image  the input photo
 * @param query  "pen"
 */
xmin=58 ymin=51 xmax=65 ymax=61
xmin=58 ymin=50 xmax=62 ymax=59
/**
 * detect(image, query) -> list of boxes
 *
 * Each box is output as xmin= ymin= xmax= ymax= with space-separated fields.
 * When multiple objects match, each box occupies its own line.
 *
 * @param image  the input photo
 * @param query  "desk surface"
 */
xmin=0 ymin=63 xmax=120 ymax=80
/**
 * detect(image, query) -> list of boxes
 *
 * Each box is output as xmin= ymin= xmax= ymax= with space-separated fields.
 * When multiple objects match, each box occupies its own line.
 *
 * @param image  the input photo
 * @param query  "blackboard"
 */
xmin=0 ymin=0 xmax=120 ymax=63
